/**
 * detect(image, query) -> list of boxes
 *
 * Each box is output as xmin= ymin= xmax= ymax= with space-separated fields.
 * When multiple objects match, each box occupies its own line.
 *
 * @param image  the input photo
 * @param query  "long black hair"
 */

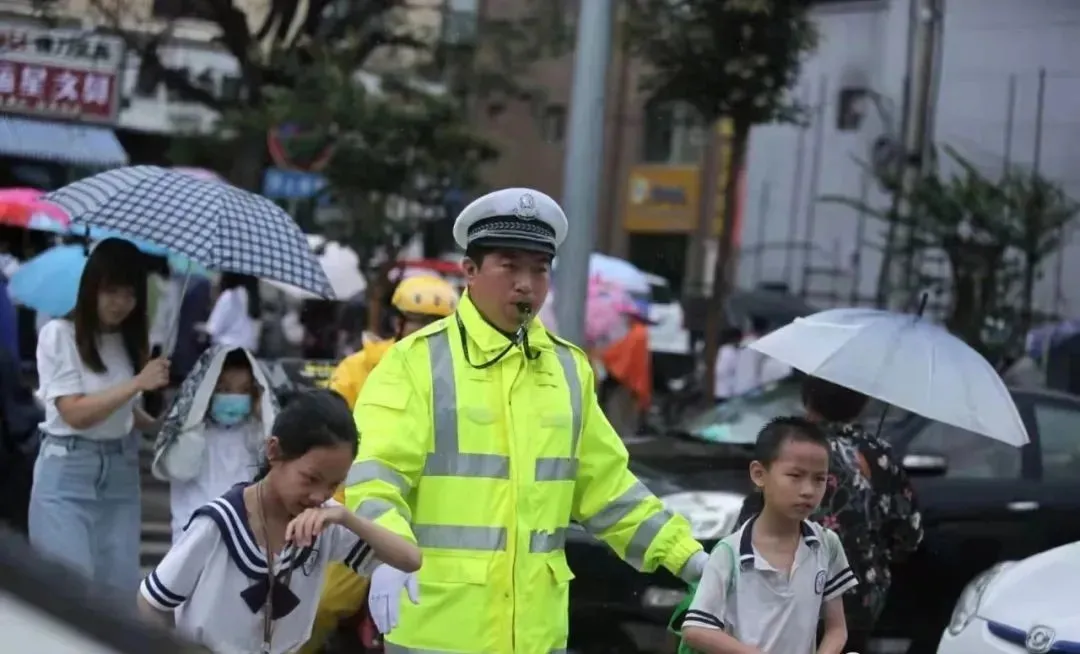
xmin=71 ymin=238 xmax=148 ymax=374
xmin=253 ymin=389 xmax=357 ymax=481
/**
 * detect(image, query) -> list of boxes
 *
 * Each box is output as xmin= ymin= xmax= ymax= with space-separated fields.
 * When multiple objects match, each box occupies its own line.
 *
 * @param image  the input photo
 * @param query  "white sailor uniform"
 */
xmin=452 ymin=187 xmax=569 ymax=256
xmin=140 ymin=484 xmax=377 ymax=654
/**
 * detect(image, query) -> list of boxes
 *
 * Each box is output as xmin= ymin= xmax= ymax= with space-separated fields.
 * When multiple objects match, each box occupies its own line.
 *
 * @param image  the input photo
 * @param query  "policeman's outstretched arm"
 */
xmin=344 ymin=348 xmax=429 ymax=543
xmin=571 ymin=364 xmax=705 ymax=580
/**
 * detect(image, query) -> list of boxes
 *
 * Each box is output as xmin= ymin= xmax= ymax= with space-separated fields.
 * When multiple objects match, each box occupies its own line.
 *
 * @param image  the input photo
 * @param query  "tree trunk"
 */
xmin=228 ymin=129 xmax=266 ymax=192
xmin=702 ymin=122 xmax=749 ymax=401
xmin=685 ymin=125 xmax=723 ymax=296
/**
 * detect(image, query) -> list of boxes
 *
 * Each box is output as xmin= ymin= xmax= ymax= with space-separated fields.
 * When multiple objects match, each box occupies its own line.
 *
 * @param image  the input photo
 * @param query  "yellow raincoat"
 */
xmin=299 ymin=338 xmax=396 ymax=654
xmin=346 ymin=294 xmax=702 ymax=653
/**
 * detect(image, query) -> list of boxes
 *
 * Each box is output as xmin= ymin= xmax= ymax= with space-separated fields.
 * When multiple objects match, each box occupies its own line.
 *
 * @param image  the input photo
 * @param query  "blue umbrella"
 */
xmin=8 ymin=236 xmax=169 ymax=318
xmin=9 ymin=245 xmax=86 ymax=317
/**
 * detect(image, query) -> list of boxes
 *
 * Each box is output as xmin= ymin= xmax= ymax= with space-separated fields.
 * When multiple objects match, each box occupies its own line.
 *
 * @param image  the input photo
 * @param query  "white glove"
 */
xmin=368 ymin=564 xmax=420 ymax=634
xmin=679 ymin=550 xmax=710 ymax=583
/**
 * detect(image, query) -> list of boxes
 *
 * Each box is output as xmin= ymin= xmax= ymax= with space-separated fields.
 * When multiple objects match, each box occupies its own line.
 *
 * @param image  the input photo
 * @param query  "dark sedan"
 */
xmin=566 ymin=379 xmax=1080 ymax=654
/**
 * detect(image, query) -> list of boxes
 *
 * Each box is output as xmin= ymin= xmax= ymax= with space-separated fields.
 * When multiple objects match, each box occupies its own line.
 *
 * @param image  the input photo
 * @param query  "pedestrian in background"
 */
xmin=736 ymin=375 xmax=923 ymax=653
xmin=153 ymin=346 xmax=278 ymax=543
xmin=205 ymin=273 xmax=261 ymax=352
xmin=28 ymin=238 xmax=170 ymax=602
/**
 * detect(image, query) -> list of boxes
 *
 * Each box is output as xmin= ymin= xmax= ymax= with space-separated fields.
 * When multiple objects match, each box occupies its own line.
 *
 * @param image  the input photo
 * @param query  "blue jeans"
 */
xmin=28 ymin=432 xmax=141 ymax=603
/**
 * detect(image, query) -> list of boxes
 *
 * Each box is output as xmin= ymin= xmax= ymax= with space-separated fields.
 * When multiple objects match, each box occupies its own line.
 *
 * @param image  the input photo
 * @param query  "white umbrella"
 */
xmin=587 ymin=253 xmax=650 ymax=294
xmin=268 ymin=241 xmax=366 ymax=300
xmin=749 ymin=307 xmax=1029 ymax=446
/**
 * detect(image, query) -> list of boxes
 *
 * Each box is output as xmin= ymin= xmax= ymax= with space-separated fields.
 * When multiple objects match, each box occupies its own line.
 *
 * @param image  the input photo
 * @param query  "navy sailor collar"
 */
xmin=186 ymin=483 xmax=315 ymax=580
xmin=737 ymin=514 xmax=821 ymax=570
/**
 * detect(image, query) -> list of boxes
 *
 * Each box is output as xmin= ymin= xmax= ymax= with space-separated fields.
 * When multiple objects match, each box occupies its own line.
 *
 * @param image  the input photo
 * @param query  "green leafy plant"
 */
xmin=821 ymin=145 xmax=1078 ymax=355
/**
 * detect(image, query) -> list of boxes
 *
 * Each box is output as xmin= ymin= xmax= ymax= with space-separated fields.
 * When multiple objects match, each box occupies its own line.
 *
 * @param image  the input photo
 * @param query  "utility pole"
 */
xmin=554 ymin=0 xmax=614 ymax=345
xmin=889 ymin=0 xmax=941 ymax=308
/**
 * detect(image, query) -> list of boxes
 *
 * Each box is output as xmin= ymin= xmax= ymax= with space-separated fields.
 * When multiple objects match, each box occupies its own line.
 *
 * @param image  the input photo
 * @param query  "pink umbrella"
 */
xmin=542 ymin=277 xmax=635 ymax=350
xmin=0 ymin=187 xmax=69 ymax=230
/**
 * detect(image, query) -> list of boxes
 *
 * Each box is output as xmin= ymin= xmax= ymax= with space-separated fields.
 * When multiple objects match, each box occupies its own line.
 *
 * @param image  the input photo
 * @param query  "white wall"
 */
xmin=737 ymin=0 xmax=1080 ymax=317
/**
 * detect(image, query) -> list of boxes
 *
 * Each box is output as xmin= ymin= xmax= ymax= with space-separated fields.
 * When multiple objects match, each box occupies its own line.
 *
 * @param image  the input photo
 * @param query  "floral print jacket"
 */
xmin=736 ymin=421 xmax=924 ymax=626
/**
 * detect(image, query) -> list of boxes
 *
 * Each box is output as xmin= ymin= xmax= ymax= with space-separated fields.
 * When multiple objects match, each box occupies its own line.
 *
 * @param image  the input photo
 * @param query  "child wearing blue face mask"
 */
xmin=152 ymin=347 xmax=278 ymax=543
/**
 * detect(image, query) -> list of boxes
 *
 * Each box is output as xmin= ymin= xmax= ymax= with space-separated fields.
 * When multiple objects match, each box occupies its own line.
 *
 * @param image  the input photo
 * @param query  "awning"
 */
xmin=0 ymin=115 xmax=128 ymax=168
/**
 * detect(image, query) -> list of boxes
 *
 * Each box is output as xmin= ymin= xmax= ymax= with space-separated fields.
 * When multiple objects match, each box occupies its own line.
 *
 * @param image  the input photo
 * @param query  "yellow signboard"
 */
xmin=623 ymin=165 xmax=701 ymax=233
xmin=623 ymin=121 xmax=744 ymax=237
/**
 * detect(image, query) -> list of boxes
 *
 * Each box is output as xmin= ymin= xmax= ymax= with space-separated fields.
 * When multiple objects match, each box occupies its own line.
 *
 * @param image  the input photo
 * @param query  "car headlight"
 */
xmin=661 ymin=491 xmax=746 ymax=541
xmin=947 ymin=562 xmax=1014 ymax=635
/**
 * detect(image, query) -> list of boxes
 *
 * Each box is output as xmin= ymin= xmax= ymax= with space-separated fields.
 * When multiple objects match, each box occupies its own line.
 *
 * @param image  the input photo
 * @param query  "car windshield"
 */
xmin=681 ymin=378 xmax=805 ymax=444
xmin=679 ymin=376 xmax=908 ymax=445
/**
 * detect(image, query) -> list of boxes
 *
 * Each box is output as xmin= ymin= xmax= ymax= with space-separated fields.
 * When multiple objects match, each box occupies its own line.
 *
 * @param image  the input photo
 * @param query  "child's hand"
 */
xmin=285 ymin=506 xmax=347 ymax=547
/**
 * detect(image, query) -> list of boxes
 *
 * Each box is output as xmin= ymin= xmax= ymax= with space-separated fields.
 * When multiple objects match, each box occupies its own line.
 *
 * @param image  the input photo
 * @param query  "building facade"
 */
xmin=739 ymin=0 xmax=1080 ymax=317
xmin=476 ymin=0 xmax=1080 ymax=315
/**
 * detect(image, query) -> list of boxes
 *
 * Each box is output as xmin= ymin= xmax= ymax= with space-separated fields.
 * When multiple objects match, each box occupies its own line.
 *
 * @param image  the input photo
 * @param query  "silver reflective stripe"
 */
xmin=534 ymin=457 xmax=578 ymax=481
xmin=384 ymin=645 xmax=459 ymax=654
xmin=625 ymin=510 xmax=676 ymax=569
xmin=414 ymin=524 xmax=508 ymax=551
xmin=346 ymin=460 xmax=411 ymax=494
xmin=579 ymin=480 xmax=652 ymax=533
xmin=424 ymin=330 xmax=510 ymax=479
xmin=529 ymin=528 xmax=567 ymax=553
xmin=534 ymin=343 xmax=583 ymax=481
xmin=356 ymin=497 xmax=407 ymax=521
xmin=385 ymin=646 xmax=567 ymax=654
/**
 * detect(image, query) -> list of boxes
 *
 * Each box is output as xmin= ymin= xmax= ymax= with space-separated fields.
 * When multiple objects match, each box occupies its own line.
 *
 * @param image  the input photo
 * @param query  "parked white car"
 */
xmin=937 ymin=541 xmax=1080 ymax=653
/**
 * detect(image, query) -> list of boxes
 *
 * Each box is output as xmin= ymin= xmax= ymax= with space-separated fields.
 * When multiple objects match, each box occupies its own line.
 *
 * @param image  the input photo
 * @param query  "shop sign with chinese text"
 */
xmin=0 ymin=24 xmax=124 ymax=123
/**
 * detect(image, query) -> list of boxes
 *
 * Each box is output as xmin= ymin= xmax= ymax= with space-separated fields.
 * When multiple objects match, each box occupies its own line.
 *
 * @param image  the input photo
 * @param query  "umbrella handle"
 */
xmin=161 ymin=265 xmax=193 ymax=361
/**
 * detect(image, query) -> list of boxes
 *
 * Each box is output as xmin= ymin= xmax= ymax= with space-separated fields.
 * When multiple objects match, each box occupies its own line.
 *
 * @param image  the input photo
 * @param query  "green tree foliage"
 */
xmin=256 ymin=56 xmax=497 ymax=327
xmin=76 ymin=0 xmax=427 ymax=187
xmin=624 ymin=0 xmax=819 ymax=397
xmin=822 ymin=146 xmax=1078 ymax=355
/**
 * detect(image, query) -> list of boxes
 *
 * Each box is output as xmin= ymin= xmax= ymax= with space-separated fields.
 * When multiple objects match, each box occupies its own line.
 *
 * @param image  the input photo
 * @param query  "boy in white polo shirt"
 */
xmin=681 ymin=417 xmax=857 ymax=654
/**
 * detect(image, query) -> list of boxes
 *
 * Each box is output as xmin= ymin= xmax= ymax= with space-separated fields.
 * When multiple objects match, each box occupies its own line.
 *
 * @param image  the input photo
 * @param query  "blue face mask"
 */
xmin=210 ymin=393 xmax=252 ymax=427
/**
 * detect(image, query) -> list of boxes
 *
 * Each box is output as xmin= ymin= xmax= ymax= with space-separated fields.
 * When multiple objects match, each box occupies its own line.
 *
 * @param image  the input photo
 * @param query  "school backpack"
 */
xmin=668 ymin=541 xmax=737 ymax=654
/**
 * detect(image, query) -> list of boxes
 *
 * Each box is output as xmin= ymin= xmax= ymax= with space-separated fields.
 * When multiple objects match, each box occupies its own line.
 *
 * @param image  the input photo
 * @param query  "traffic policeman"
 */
xmin=300 ymin=275 xmax=460 ymax=653
xmin=346 ymin=188 xmax=707 ymax=653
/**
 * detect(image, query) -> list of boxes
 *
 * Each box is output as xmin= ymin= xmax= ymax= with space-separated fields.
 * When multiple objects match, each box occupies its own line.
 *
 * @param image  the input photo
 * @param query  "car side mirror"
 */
xmin=903 ymin=453 xmax=948 ymax=476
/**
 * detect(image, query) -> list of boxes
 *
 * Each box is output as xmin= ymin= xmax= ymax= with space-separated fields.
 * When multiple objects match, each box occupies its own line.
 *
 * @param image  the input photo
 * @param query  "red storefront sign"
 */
xmin=0 ymin=62 xmax=116 ymax=120
xmin=0 ymin=25 xmax=123 ymax=123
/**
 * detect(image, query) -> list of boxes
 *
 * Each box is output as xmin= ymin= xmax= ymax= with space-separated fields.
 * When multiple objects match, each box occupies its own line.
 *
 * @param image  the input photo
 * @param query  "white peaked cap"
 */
xmin=452 ymin=188 xmax=569 ymax=256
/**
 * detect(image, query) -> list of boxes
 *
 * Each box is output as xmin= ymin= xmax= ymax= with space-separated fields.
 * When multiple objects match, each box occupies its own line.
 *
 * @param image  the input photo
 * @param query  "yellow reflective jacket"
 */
xmin=329 ymin=338 xmax=397 ymax=409
xmin=346 ymin=294 xmax=702 ymax=654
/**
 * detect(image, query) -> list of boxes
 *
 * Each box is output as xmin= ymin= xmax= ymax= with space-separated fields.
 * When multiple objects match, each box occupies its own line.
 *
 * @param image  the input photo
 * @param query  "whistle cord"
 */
xmin=455 ymin=312 xmax=540 ymax=369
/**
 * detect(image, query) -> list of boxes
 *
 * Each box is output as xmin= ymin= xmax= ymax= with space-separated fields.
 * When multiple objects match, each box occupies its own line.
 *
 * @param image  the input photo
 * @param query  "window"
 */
xmin=1032 ymin=402 xmax=1080 ymax=480
xmin=906 ymin=421 xmax=1022 ymax=479
xmin=442 ymin=0 xmax=479 ymax=46
xmin=152 ymin=0 xmax=215 ymax=21
xmin=641 ymin=98 xmax=705 ymax=164
xmin=540 ymin=104 xmax=566 ymax=143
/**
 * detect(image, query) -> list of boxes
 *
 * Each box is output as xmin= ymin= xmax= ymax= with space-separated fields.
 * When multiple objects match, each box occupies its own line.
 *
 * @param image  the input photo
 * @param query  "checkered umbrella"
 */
xmin=44 ymin=165 xmax=333 ymax=298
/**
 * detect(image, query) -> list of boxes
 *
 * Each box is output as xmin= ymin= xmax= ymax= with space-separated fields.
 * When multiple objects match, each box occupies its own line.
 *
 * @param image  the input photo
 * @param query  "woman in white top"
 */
xmin=206 ymin=273 xmax=262 ymax=352
xmin=29 ymin=238 xmax=171 ymax=603
xmin=137 ymin=390 xmax=422 ymax=654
